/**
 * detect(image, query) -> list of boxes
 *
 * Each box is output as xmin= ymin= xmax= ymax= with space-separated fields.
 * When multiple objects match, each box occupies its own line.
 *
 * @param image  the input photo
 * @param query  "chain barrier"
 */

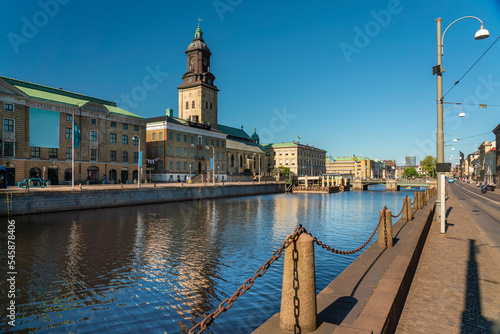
xmin=188 ymin=206 xmax=393 ymax=333
xmin=383 ymin=206 xmax=388 ymax=248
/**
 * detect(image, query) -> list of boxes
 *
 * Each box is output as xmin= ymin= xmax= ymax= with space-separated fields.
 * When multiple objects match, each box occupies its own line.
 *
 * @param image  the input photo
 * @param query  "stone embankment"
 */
xmin=0 ymin=183 xmax=284 ymax=216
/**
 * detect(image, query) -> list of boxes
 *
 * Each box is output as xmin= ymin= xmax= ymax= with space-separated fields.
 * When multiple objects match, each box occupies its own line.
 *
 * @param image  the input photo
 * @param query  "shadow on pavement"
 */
xmin=460 ymin=239 xmax=493 ymax=333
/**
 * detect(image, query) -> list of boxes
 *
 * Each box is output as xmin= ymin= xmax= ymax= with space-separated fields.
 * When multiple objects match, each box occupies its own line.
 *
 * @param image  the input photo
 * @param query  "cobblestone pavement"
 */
xmin=396 ymin=186 xmax=500 ymax=334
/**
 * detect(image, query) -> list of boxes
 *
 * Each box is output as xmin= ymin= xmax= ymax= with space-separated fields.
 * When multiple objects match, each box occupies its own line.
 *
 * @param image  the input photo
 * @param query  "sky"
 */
xmin=2 ymin=0 xmax=500 ymax=165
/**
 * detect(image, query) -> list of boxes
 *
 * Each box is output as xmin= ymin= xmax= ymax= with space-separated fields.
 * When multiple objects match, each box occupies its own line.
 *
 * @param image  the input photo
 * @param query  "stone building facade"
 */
xmin=0 ymin=76 xmax=146 ymax=186
xmin=266 ymin=142 xmax=326 ymax=176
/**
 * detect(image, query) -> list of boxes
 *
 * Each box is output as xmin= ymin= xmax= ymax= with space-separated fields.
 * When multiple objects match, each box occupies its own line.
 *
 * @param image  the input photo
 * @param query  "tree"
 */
xmin=403 ymin=167 xmax=419 ymax=178
xmin=421 ymin=155 xmax=437 ymax=178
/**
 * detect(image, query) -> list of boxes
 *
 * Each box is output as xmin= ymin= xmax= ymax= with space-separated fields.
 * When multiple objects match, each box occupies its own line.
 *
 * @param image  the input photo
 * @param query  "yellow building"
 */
xmin=326 ymin=156 xmax=380 ymax=179
xmin=0 ymin=76 xmax=146 ymax=186
xmin=265 ymin=142 xmax=326 ymax=176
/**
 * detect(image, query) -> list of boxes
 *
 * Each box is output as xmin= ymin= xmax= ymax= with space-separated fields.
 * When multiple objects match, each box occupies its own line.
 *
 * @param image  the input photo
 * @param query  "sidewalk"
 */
xmin=395 ymin=186 xmax=500 ymax=333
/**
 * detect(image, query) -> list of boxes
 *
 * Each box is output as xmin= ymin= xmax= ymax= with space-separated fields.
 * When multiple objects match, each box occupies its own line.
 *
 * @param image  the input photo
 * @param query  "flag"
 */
xmin=74 ymin=121 xmax=81 ymax=149
xmin=297 ymin=135 xmax=300 ymax=139
xmin=330 ymin=155 xmax=336 ymax=162
xmin=353 ymin=154 xmax=360 ymax=163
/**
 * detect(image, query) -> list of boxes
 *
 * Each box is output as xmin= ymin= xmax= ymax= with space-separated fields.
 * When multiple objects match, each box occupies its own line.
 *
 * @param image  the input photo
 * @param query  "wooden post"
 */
xmin=280 ymin=233 xmax=317 ymax=332
xmin=378 ymin=208 xmax=393 ymax=248
xmin=406 ymin=196 xmax=412 ymax=221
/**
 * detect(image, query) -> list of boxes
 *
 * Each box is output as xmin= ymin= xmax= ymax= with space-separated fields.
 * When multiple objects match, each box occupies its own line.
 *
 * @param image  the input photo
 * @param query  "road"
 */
xmin=448 ymin=180 xmax=500 ymax=262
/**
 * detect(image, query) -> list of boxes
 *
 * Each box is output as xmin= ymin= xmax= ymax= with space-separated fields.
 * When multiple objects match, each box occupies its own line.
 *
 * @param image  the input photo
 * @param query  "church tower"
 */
xmin=177 ymin=23 xmax=219 ymax=129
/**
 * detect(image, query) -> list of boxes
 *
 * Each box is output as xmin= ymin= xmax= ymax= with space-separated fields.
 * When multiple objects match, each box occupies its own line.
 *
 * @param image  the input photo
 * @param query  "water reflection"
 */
xmin=0 ymin=190 xmax=418 ymax=333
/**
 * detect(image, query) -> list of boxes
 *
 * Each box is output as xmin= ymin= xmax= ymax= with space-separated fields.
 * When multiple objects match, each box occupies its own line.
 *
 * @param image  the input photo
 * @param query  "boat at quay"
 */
xmin=0 ymin=185 xmax=424 ymax=333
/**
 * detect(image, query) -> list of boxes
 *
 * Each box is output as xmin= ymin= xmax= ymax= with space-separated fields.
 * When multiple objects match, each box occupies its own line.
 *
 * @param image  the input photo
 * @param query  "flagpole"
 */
xmin=72 ymin=118 xmax=75 ymax=190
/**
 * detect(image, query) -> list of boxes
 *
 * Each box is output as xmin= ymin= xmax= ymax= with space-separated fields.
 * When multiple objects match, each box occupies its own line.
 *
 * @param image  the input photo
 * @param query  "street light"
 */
xmin=435 ymin=16 xmax=489 ymax=233
xmin=133 ymin=135 xmax=141 ymax=188
xmin=206 ymin=145 xmax=215 ymax=186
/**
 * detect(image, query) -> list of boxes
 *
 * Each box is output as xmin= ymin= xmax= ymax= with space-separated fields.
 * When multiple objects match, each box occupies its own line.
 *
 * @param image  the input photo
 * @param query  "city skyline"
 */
xmin=2 ymin=0 xmax=500 ymax=164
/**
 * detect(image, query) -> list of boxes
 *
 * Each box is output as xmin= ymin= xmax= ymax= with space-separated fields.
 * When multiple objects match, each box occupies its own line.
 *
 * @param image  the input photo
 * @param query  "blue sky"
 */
xmin=2 ymin=0 xmax=500 ymax=165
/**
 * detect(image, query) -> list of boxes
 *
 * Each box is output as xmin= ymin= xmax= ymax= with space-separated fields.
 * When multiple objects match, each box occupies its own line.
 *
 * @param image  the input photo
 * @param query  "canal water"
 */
xmin=0 ymin=185 xmax=422 ymax=333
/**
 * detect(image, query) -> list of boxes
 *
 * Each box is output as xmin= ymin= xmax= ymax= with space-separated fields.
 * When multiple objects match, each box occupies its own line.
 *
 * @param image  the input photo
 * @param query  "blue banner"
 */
xmin=210 ymin=158 xmax=213 ymax=170
xmin=139 ymin=151 xmax=142 ymax=164
xmin=74 ymin=121 xmax=81 ymax=149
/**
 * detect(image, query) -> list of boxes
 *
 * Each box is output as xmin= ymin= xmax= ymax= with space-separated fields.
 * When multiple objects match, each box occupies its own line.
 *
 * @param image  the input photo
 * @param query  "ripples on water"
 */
xmin=0 ymin=186 xmax=421 ymax=333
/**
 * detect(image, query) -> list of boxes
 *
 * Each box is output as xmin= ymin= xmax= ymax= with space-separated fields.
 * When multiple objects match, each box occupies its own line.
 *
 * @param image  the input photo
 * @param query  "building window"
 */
xmin=49 ymin=148 xmax=57 ymax=159
xmin=206 ymin=101 xmax=208 ymax=109
xmin=152 ymin=132 xmax=156 ymax=140
xmin=110 ymin=122 xmax=116 ymax=128
xmin=198 ymin=136 xmax=202 ymax=145
xmin=31 ymin=147 xmax=40 ymax=158
xmin=222 ymin=164 xmax=225 ymax=172
xmin=186 ymin=101 xmax=189 ymax=109
xmin=191 ymin=136 xmax=194 ymax=144
xmin=134 ymin=125 xmax=139 ymax=131
xmin=158 ymin=146 xmax=163 ymax=155
xmin=169 ymin=161 xmax=173 ymax=170
xmin=184 ymin=148 xmax=188 ymax=157
xmin=66 ymin=114 xmax=72 ymax=121
xmin=110 ymin=150 xmax=116 ymax=162
xmin=177 ymin=161 xmax=181 ymax=170
xmin=4 ymin=103 xmax=14 ymax=112
xmin=159 ymin=132 xmax=163 ymax=140
xmin=66 ymin=147 xmax=72 ymax=160
xmin=192 ymin=101 xmax=195 ymax=108
xmin=133 ymin=136 xmax=139 ymax=146
xmin=169 ymin=132 xmax=173 ymax=140
xmin=221 ymin=152 xmax=225 ymax=159
xmin=90 ymin=118 xmax=97 ymax=125
xmin=210 ymin=103 xmax=212 ymax=110
xmin=122 ymin=151 xmax=128 ymax=163
xmin=3 ymin=119 xmax=14 ymax=132
xmin=184 ymin=162 xmax=188 ymax=171
xmin=216 ymin=152 xmax=220 ymax=160
xmin=122 ymin=135 xmax=128 ymax=145
xmin=90 ymin=130 xmax=97 ymax=141
xmin=169 ymin=146 xmax=173 ymax=155
xmin=152 ymin=146 xmax=156 ymax=155
xmin=133 ymin=152 xmax=138 ymax=163
xmin=184 ymin=134 xmax=187 ymax=142
xmin=216 ymin=140 xmax=219 ymax=147
xmin=221 ymin=141 xmax=225 ymax=148
xmin=110 ymin=133 xmax=117 ymax=143
xmin=66 ymin=128 xmax=72 ymax=139
xmin=211 ymin=139 xmax=214 ymax=146
xmin=123 ymin=124 xmax=128 ymax=130
xmin=176 ymin=147 xmax=181 ymax=156
xmin=177 ymin=133 xmax=181 ymax=141
xmin=90 ymin=149 xmax=97 ymax=161
xmin=191 ymin=149 xmax=195 ymax=157
xmin=205 ymin=138 xmax=209 ymax=146
xmin=158 ymin=160 xmax=163 ymax=171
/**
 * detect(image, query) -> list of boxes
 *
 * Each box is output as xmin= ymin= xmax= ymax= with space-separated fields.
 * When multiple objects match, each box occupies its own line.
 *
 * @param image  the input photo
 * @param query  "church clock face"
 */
xmin=190 ymin=57 xmax=196 ymax=65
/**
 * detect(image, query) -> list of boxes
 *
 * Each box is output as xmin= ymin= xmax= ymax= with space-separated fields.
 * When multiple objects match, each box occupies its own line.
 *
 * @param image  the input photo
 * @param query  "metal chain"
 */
xmin=384 ymin=206 xmax=388 ymax=248
xmin=189 ymin=210 xmax=386 ymax=333
xmin=188 ymin=226 xmax=302 ymax=334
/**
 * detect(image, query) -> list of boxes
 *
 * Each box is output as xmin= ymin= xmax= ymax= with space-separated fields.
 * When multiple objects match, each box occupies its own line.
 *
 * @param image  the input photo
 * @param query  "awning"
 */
xmin=0 ymin=166 xmax=7 ymax=172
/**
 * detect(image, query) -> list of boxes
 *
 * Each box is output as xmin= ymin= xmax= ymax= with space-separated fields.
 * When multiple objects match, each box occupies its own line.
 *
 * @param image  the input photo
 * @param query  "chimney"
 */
xmin=166 ymin=108 xmax=174 ymax=117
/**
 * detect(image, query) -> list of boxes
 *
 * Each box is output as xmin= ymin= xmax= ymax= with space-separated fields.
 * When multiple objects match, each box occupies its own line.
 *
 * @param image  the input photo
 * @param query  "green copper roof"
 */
xmin=217 ymin=124 xmax=251 ymax=140
xmin=1 ymin=76 xmax=145 ymax=120
xmin=194 ymin=23 xmax=203 ymax=39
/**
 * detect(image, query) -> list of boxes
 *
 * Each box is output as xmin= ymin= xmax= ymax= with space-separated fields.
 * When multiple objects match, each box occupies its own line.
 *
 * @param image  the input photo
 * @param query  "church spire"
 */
xmin=195 ymin=19 xmax=203 ymax=40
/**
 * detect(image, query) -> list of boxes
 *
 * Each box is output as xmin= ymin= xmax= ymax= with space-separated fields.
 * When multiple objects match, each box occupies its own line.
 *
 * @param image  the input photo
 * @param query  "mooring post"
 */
xmin=280 ymin=233 xmax=317 ymax=333
xmin=402 ymin=196 xmax=409 ymax=221
xmin=378 ymin=208 xmax=393 ymax=248
xmin=405 ymin=196 xmax=412 ymax=221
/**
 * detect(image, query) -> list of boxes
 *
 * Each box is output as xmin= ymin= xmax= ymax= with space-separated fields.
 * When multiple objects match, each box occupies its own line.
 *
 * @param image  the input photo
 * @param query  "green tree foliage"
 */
xmin=421 ymin=155 xmax=437 ymax=178
xmin=274 ymin=167 xmax=290 ymax=176
xmin=403 ymin=167 xmax=419 ymax=178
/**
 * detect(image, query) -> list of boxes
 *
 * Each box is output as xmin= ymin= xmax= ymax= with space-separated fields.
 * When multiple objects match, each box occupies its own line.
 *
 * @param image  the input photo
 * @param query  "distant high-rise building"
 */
xmin=405 ymin=156 xmax=416 ymax=167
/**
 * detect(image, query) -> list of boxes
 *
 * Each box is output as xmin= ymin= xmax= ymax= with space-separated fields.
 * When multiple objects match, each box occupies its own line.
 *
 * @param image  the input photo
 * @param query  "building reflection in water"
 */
xmin=0 ymin=191 xmax=412 ymax=333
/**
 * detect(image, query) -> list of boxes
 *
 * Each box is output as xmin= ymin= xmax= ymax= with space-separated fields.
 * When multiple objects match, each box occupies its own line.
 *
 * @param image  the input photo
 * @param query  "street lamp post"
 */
xmin=435 ymin=16 xmax=489 ymax=232
xmin=133 ymin=135 xmax=141 ymax=188
xmin=206 ymin=145 xmax=215 ymax=186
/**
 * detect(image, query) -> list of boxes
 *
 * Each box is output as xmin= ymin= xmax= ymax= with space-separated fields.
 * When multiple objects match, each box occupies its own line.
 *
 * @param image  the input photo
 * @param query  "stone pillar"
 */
xmin=378 ymin=208 xmax=393 ymax=248
xmin=352 ymin=179 xmax=363 ymax=191
xmin=305 ymin=175 xmax=308 ymax=189
xmin=385 ymin=179 xmax=397 ymax=191
xmin=280 ymin=233 xmax=317 ymax=333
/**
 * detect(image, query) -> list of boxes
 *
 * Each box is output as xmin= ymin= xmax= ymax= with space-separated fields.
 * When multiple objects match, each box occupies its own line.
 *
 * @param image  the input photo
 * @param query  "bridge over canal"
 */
xmin=351 ymin=178 xmax=437 ymax=191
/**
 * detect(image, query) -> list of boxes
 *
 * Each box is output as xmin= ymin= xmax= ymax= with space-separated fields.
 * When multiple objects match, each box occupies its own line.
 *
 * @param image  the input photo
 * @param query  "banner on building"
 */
xmin=29 ymin=108 xmax=60 ymax=148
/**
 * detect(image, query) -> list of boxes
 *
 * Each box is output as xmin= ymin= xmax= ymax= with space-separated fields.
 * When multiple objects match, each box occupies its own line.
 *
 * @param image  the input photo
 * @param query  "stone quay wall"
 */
xmin=0 ymin=183 xmax=284 ymax=216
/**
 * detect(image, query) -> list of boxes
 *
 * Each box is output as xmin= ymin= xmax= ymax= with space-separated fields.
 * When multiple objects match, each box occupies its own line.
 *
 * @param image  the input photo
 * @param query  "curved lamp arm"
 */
xmin=441 ymin=16 xmax=488 ymax=56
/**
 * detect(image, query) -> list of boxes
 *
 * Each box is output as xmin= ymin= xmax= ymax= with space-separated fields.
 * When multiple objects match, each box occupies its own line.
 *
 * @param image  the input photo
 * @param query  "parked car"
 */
xmin=18 ymin=178 xmax=47 ymax=188
xmin=448 ymin=178 xmax=455 ymax=183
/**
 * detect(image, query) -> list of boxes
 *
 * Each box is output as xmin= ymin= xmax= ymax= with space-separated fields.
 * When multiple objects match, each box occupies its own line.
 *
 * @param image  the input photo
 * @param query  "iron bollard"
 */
xmin=79 ymin=183 xmax=82 ymax=190
xmin=378 ymin=208 xmax=393 ymax=248
xmin=280 ymin=233 xmax=317 ymax=333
